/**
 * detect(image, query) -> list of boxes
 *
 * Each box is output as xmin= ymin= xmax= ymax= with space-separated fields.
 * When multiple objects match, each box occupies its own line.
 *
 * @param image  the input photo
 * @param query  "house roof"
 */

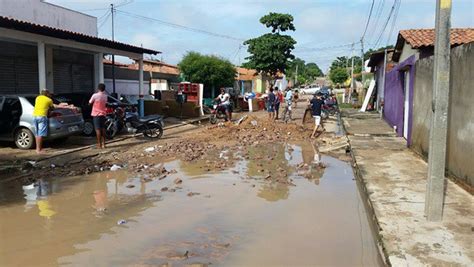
xmin=393 ymin=28 xmax=474 ymax=61
xmin=236 ymin=67 xmax=257 ymax=80
xmin=367 ymin=49 xmax=394 ymax=70
xmin=0 ymin=15 xmax=160 ymax=55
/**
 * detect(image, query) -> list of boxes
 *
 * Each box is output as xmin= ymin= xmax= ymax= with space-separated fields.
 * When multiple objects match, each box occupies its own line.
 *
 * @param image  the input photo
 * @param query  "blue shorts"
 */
xmin=267 ymin=104 xmax=275 ymax=112
xmin=34 ymin=116 xmax=49 ymax=137
xmin=93 ymin=116 xmax=106 ymax=130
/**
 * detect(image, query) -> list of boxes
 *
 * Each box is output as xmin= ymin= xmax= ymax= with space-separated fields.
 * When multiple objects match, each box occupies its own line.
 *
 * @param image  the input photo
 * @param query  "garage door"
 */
xmin=53 ymin=49 xmax=94 ymax=94
xmin=0 ymin=41 xmax=39 ymax=95
xmin=0 ymin=56 xmax=39 ymax=95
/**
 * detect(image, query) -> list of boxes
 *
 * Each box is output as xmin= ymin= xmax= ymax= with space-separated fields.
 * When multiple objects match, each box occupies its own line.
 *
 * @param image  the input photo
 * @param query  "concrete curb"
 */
xmin=341 ymin=116 xmax=391 ymax=267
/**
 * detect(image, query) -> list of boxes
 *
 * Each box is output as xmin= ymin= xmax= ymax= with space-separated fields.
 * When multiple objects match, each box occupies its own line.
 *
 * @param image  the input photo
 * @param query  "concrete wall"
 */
xmin=399 ymin=41 xmax=419 ymax=63
xmin=411 ymin=42 xmax=474 ymax=186
xmin=0 ymin=0 xmax=97 ymax=36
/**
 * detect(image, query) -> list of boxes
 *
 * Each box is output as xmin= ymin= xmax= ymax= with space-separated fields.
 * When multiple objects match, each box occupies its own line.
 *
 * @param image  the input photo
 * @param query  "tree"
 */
xmin=259 ymin=12 xmax=296 ymax=33
xmin=178 ymin=51 xmax=236 ymax=96
xmin=244 ymin=12 xmax=296 ymax=82
xmin=329 ymin=67 xmax=349 ymax=85
xmin=305 ymin=63 xmax=323 ymax=79
xmin=286 ymin=58 xmax=323 ymax=86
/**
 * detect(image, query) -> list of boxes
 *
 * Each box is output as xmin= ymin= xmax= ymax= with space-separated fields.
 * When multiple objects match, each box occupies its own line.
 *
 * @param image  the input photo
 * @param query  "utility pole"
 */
xmin=380 ymin=48 xmax=388 ymax=116
xmin=350 ymin=43 xmax=355 ymax=103
xmin=360 ymin=38 xmax=365 ymax=88
xmin=111 ymin=3 xmax=116 ymax=96
xmin=295 ymin=64 xmax=298 ymax=87
xmin=425 ymin=0 xmax=452 ymax=222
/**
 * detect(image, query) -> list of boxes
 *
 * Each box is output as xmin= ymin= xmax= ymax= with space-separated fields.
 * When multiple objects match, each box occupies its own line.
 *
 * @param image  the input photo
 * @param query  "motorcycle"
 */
xmin=104 ymin=106 xmax=124 ymax=139
xmin=124 ymin=111 xmax=164 ymax=139
xmin=209 ymin=101 xmax=229 ymax=124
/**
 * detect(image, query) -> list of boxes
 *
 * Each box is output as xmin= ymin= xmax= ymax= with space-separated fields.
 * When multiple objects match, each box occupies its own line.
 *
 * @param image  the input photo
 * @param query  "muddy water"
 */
xmin=0 ymin=142 xmax=382 ymax=267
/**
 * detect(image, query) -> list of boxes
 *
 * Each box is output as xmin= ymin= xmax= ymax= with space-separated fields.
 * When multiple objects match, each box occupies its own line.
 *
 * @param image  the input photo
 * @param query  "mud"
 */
xmin=0 ymin=141 xmax=382 ymax=266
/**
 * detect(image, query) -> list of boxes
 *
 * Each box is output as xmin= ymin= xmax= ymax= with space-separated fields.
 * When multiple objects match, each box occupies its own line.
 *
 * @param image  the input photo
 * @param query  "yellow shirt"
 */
xmin=33 ymin=95 xmax=53 ymax=117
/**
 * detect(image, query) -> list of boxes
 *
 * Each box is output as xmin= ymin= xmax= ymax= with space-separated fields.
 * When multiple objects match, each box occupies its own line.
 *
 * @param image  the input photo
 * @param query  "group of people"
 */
xmin=266 ymin=86 xmax=298 ymax=122
xmin=265 ymin=86 xmax=327 ymax=138
xmin=33 ymin=83 xmax=109 ymax=154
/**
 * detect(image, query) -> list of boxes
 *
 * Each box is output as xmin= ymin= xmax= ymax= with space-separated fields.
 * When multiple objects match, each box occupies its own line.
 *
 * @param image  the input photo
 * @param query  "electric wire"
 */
xmin=372 ymin=0 xmax=398 ymax=48
xmin=386 ymin=0 xmax=401 ymax=46
xmin=361 ymin=0 xmax=375 ymax=40
xmin=368 ymin=0 xmax=386 ymax=42
xmin=115 ymin=10 xmax=246 ymax=42
xmin=98 ymin=11 xmax=112 ymax=30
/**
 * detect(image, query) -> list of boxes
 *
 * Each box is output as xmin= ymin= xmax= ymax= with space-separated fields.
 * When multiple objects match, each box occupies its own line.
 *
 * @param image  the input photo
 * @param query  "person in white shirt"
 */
xmin=215 ymin=88 xmax=232 ymax=121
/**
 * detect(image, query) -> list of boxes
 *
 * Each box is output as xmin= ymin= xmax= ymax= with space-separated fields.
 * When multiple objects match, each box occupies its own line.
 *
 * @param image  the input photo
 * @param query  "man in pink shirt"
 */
xmin=89 ymin=83 xmax=108 ymax=149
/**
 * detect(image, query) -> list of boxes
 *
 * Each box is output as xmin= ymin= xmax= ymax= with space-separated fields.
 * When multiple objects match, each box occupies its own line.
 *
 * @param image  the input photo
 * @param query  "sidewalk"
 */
xmin=342 ymin=110 xmax=473 ymax=266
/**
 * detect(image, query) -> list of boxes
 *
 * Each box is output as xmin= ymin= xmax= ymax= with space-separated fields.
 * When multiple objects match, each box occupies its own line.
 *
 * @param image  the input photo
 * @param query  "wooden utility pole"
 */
xmin=425 ymin=0 xmax=452 ymax=222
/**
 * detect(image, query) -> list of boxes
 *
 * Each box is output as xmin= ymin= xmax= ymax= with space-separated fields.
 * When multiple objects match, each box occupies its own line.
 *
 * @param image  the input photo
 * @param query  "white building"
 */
xmin=0 ymin=0 xmax=159 ymax=95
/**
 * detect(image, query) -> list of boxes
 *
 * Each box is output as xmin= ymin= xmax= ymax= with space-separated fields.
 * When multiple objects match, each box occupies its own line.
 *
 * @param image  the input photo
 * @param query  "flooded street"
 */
xmin=0 ymin=142 xmax=382 ymax=266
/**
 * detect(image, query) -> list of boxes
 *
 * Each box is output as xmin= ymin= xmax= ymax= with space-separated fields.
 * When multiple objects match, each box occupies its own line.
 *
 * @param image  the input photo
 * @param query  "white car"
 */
xmin=300 ymin=87 xmax=321 ymax=95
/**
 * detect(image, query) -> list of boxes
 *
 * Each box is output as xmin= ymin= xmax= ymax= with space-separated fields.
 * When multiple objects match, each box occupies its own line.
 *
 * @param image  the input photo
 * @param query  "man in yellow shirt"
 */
xmin=33 ymin=89 xmax=55 ymax=154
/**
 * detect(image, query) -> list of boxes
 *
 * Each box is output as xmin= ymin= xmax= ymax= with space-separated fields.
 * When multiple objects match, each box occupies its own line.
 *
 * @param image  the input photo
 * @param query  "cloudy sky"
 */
xmin=48 ymin=0 xmax=473 ymax=72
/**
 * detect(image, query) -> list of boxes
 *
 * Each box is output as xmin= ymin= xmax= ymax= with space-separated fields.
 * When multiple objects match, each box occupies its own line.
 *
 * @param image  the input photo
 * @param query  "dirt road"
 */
xmin=0 ymin=100 xmax=383 ymax=266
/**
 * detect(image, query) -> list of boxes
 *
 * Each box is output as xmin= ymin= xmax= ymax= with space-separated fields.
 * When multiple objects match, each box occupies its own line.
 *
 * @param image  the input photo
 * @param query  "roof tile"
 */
xmin=400 ymin=28 xmax=474 ymax=48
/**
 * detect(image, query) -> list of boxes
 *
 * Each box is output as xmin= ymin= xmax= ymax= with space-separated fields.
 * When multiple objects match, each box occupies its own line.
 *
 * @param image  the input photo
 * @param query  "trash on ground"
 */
xmin=144 ymin=147 xmax=155 ymax=153
xmin=110 ymin=164 xmax=122 ymax=171
xmin=117 ymin=219 xmax=127 ymax=225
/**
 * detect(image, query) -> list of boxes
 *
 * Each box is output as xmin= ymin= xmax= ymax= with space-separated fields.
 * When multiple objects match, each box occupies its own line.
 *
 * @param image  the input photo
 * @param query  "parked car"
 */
xmin=120 ymin=94 xmax=155 ymax=105
xmin=300 ymin=86 xmax=321 ymax=95
xmin=0 ymin=95 xmax=84 ymax=149
xmin=54 ymin=93 xmax=126 ymax=136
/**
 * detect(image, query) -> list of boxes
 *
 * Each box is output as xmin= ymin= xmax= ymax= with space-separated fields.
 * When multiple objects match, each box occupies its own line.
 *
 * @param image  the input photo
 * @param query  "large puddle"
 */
xmin=0 ymin=142 xmax=382 ymax=266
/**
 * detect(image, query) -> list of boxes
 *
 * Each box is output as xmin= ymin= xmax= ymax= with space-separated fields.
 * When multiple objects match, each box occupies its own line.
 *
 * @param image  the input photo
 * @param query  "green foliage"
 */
xmin=329 ymin=67 xmax=349 ymax=85
xmin=286 ymin=58 xmax=323 ymax=85
xmin=259 ymin=12 xmax=295 ymax=33
xmin=178 ymin=51 xmax=236 ymax=88
xmin=244 ymin=12 xmax=296 ymax=80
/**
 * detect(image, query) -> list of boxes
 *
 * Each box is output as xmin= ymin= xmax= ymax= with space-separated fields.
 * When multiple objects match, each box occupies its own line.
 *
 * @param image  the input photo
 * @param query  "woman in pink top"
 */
xmin=89 ymin=83 xmax=108 ymax=149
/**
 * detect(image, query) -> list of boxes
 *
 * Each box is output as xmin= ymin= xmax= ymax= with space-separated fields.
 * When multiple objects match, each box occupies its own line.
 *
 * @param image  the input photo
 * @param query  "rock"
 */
xmin=126 ymin=184 xmax=135 ymax=188
xmin=187 ymin=192 xmax=200 ymax=197
xmin=174 ymin=178 xmax=183 ymax=184
xmin=161 ymin=187 xmax=169 ymax=192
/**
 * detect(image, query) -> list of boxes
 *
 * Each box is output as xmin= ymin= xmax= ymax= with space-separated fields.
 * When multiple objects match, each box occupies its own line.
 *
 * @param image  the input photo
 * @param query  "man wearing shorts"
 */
xmin=33 ymin=89 xmax=55 ymax=154
xmin=282 ymin=87 xmax=293 ymax=122
xmin=310 ymin=93 xmax=326 ymax=138
xmin=89 ymin=83 xmax=108 ymax=149
xmin=267 ymin=87 xmax=276 ymax=120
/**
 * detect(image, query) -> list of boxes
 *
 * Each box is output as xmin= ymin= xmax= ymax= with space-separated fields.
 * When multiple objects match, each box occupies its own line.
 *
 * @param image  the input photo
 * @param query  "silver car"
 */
xmin=0 ymin=95 xmax=84 ymax=149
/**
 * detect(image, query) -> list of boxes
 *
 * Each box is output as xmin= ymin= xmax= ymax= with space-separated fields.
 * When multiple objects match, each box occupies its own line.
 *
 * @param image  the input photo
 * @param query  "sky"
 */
xmin=48 ymin=0 xmax=474 ymax=72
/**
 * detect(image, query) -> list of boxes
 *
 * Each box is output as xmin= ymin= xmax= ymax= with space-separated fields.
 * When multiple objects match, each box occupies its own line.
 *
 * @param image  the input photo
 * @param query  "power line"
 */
xmin=386 ymin=0 xmax=401 ymax=46
xmin=295 ymin=43 xmax=356 ymax=52
xmin=361 ymin=0 xmax=375 ymax=39
xmin=115 ymin=10 xmax=246 ymax=42
xmin=372 ymin=0 xmax=398 ymax=48
xmin=368 ymin=0 xmax=386 ymax=42
xmin=98 ymin=11 xmax=111 ymax=30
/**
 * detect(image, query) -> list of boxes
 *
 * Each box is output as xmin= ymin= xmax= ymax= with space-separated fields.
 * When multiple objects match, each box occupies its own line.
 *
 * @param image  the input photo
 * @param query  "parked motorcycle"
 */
xmin=209 ymin=101 xmax=229 ymax=124
xmin=104 ymin=106 xmax=124 ymax=139
xmin=124 ymin=111 xmax=164 ymax=139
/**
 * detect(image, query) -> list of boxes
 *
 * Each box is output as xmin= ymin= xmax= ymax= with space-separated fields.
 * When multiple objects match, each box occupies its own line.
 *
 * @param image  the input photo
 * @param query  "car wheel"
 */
xmin=83 ymin=120 xmax=94 ymax=136
xmin=15 ymin=128 xmax=35 ymax=150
